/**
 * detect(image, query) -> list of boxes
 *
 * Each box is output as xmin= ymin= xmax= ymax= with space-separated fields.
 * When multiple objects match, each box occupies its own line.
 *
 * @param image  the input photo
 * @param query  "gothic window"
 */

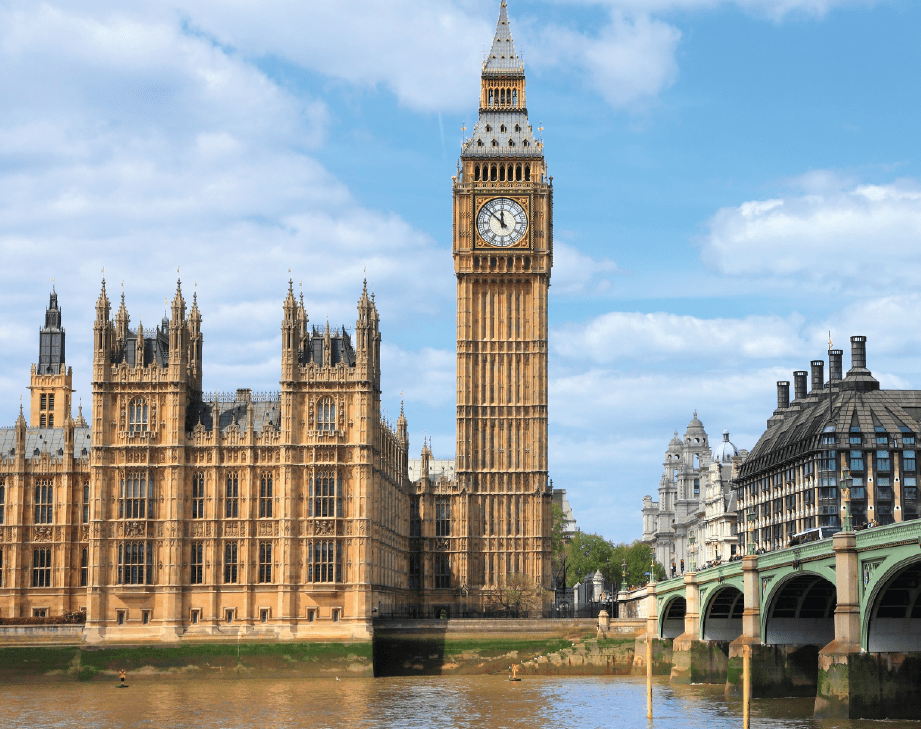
xmin=48 ymin=414 xmax=54 ymax=428
xmin=694 ymin=478 xmax=700 ymax=496
xmin=32 ymin=548 xmax=51 ymax=587
xmin=512 ymin=90 xmax=518 ymax=106
xmin=490 ymin=164 xmax=497 ymax=181
xmin=34 ymin=481 xmax=53 ymax=524
xmin=225 ymin=473 xmax=239 ymax=518
xmin=488 ymin=90 xmax=493 ymax=106
xmin=258 ymin=542 xmax=272 ymax=583
xmin=129 ymin=398 xmax=148 ymax=433
xmin=308 ymin=540 xmax=340 ymax=583
xmin=259 ymin=474 xmax=273 ymax=518
xmin=120 ymin=474 xmax=153 ymax=519
xmin=500 ymin=123 xmax=506 ymax=132
xmin=0 ymin=547 xmax=4 ymax=587
xmin=40 ymin=414 xmax=46 ymax=428
xmin=224 ymin=542 xmax=238 ymax=584
xmin=0 ymin=481 xmax=5 ymax=524
xmin=515 ymin=164 xmax=521 ymax=181
xmin=410 ymin=497 xmax=421 ymax=537
xmin=508 ymin=139 xmax=515 ymax=147
xmin=435 ymin=554 xmax=450 ymax=589
xmin=436 ymin=498 xmax=450 ymax=537
xmin=82 ymin=482 xmax=89 ymax=524
xmin=192 ymin=473 xmax=205 ymax=519
xmin=190 ymin=542 xmax=203 ymax=584
xmin=117 ymin=541 xmax=153 ymax=585
xmin=523 ymin=139 xmax=529 ymax=148
xmin=474 ymin=164 xmax=480 ymax=181
xmin=409 ymin=554 xmax=420 ymax=590
xmin=310 ymin=473 xmax=339 ymax=517
xmin=499 ymin=165 xmax=505 ymax=181
xmin=80 ymin=547 xmax=88 ymax=587
xmin=40 ymin=394 xmax=47 ymax=410
xmin=491 ymin=139 xmax=498 ymax=148
xmin=317 ymin=398 xmax=336 ymax=432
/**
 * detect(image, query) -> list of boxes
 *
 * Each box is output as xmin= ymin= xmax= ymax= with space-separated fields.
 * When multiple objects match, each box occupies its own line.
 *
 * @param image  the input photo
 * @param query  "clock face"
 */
xmin=476 ymin=197 xmax=528 ymax=247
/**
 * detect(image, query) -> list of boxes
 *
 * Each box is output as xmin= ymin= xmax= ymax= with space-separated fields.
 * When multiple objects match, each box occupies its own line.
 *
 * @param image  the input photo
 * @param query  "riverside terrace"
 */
xmin=642 ymin=519 xmax=921 ymax=720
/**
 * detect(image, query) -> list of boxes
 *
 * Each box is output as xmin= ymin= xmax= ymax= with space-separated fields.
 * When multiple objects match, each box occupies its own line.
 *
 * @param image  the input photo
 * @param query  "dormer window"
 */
xmin=485 ymin=124 xmax=492 ymax=132
xmin=491 ymin=140 xmax=498 ymax=147
xmin=522 ymin=139 xmax=529 ymax=147
xmin=515 ymin=124 xmax=521 ymax=132
xmin=509 ymin=139 xmax=515 ymax=147
xmin=500 ymin=124 xmax=507 ymax=133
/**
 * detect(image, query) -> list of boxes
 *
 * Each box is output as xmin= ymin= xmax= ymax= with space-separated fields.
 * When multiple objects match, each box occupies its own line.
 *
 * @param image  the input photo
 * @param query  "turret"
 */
xmin=94 ymin=278 xmax=112 ymax=365
xmin=188 ymin=291 xmax=203 ymax=393
xmin=281 ymin=278 xmax=299 ymax=377
xmin=31 ymin=289 xmax=73 ymax=427
xmin=169 ymin=278 xmax=188 ymax=371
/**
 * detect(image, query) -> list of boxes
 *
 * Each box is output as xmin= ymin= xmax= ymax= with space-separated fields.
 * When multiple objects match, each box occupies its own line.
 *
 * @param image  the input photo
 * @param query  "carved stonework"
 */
xmin=258 ymin=521 xmax=273 ymax=537
xmin=315 ymin=520 xmax=335 ymax=536
xmin=33 ymin=526 xmax=54 ymax=542
xmin=125 ymin=521 xmax=145 ymax=538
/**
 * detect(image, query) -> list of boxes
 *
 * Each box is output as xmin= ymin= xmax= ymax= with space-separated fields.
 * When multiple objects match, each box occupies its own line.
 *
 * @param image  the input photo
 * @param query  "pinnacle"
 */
xmin=484 ymin=0 xmax=523 ymax=75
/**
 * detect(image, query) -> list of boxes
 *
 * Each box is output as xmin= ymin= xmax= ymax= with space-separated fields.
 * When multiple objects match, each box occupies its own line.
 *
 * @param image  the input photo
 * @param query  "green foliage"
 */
xmin=564 ymin=533 xmax=665 ymax=588
xmin=550 ymin=503 xmax=566 ymax=564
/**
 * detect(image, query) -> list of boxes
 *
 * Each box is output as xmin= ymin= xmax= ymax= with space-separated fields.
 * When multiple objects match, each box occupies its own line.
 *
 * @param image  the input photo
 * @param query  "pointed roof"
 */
xmin=484 ymin=0 xmax=523 ymax=76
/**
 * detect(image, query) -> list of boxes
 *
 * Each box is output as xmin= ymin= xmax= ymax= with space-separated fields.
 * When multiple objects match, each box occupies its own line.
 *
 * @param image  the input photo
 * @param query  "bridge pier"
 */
xmin=726 ymin=555 xmax=761 ymax=697
xmin=633 ymin=580 xmax=672 ymax=675
xmin=671 ymin=572 xmax=729 ymax=683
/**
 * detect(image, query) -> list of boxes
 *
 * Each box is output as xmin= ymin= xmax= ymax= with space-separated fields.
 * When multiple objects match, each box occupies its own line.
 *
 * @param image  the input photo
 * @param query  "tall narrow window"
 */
xmin=40 ymin=394 xmax=47 ymax=410
xmin=904 ymin=450 xmax=916 ymax=472
xmin=409 ymin=554 xmax=420 ymax=590
xmin=850 ymin=450 xmax=864 ymax=471
xmin=259 ymin=474 xmax=273 ymax=518
xmin=40 ymin=414 xmax=46 ymax=428
xmin=877 ymin=451 xmax=891 ymax=472
xmin=82 ymin=482 xmax=89 ymax=524
xmin=48 ymin=414 xmax=54 ymax=428
xmin=309 ymin=540 xmax=339 ymax=583
xmin=120 ymin=474 xmax=152 ymax=519
xmin=117 ymin=542 xmax=153 ymax=585
xmin=32 ymin=548 xmax=52 ymax=587
xmin=225 ymin=473 xmax=239 ymax=518
xmin=224 ymin=542 xmax=238 ymax=584
xmin=317 ymin=398 xmax=336 ymax=432
xmin=435 ymin=554 xmax=450 ymax=589
xmin=191 ymin=473 xmax=205 ymax=519
xmin=0 ymin=481 xmax=5 ymax=524
xmin=128 ymin=398 xmax=148 ymax=433
xmin=190 ymin=542 xmax=203 ymax=584
xmin=34 ymin=481 xmax=53 ymax=524
xmin=48 ymin=394 xmax=54 ymax=411
xmin=258 ymin=542 xmax=272 ymax=583
xmin=80 ymin=547 xmax=88 ymax=587
xmin=311 ymin=473 xmax=337 ymax=517
xmin=0 ymin=547 xmax=3 ymax=587
xmin=435 ymin=498 xmax=450 ymax=537
xmin=410 ymin=497 xmax=421 ymax=537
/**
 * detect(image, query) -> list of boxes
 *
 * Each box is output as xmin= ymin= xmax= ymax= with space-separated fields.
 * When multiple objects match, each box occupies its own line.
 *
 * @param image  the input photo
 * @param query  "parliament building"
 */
xmin=0 ymin=0 xmax=553 ymax=641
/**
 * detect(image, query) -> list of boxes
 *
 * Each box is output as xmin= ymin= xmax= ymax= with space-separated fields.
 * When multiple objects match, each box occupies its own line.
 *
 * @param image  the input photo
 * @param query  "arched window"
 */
xmin=192 ymin=473 xmax=205 ymax=519
xmin=491 ymin=139 xmax=498 ymax=148
xmin=488 ymin=89 xmax=493 ymax=106
xmin=129 ymin=398 xmax=148 ymax=433
xmin=474 ymin=164 xmax=480 ymax=181
xmin=500 ymin=123 xmax=506 ymax=133
xmin=0 ymin=482 xmax=5 ymax=524
xmin=512 ymin=89 xmax=518 ymax=106
xmin=225 ymin=473 xmax=238 ymax=518
xmin=259 ymin=473 xmax=274 ymax=518
xmin=490 ymin=164 xmax=497 ymax=181
xmin=508 ymin=139 xmax=515 ymax=147
xmin=499 ymin=165 xmax=505 ymax=182
xmin=317 ymin=398 xmax=336 ymax=432
xmin=524 ymin=164 xmax=531 ymax=180
xmin=34 ymin=481 xmax=53 ymax=524
xmin=523 ymin=139 xmax=529 ymax=147
xmin=515 ymin=164 xmax=522 ymax=181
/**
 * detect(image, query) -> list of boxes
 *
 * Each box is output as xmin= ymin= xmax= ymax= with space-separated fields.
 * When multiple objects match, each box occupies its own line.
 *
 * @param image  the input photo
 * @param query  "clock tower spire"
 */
xmin=450 ymin=0 xmax=553 ymax=599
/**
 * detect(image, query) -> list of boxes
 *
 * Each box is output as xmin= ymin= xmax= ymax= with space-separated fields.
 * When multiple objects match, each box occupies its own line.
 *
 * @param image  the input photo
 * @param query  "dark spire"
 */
xmin=39 ymin=289 xmax=65 ymax=374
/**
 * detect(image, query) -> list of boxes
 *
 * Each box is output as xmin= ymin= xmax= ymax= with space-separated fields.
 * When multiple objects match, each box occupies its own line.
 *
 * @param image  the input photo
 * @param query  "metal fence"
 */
xmin=374 ymin=601 xmax=618 ymax=621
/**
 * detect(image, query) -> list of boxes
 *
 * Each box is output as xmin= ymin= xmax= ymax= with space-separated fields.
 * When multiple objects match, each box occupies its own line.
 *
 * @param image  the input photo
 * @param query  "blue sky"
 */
xmin=1 ymin=0 xmax=920 ymax=541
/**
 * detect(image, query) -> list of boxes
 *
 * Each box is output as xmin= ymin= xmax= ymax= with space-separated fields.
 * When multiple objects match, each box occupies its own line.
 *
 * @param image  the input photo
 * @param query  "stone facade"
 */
xmin=642 ymin=414 xmax=745 ymax=575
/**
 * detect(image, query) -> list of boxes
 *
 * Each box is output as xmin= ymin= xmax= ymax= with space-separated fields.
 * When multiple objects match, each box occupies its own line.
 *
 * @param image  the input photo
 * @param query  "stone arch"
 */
xmin=701 ymin=585 xmax=743 ymax=641
xmin=660 ymin=595 xmax=686 ymax=638
xmin=865 ymin=557 xmax=921 ymax=652
xmin=763 ymin=571 xmax=836 ymax=646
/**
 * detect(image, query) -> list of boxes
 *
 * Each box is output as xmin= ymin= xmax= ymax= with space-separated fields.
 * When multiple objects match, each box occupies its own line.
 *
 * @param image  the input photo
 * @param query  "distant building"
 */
xmin=736 ymin=336 xmax=921 ymax=553
xmin=642 ymin=414 xmax=746 ymax=576
xmin=551 ymin=488 xmax=578 ymax=539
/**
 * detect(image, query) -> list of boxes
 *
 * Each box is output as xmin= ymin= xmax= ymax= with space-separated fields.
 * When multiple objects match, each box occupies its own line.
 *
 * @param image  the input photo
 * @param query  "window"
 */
xmin=311 ymin=473 xmax=339 ymax=517
xmin=435 ymin=554 xmax=450 ymax=589
xmin=436 ymin=498 xmax=450 ymax=537
xmin=821 ymin=426 xmax=836 ymax=445
xmin=900 ymin=426 xmax=915 ymax=445
xmin=117 ymin=541 xmax=153 ymax=585
xmin=849 ymin=427 xmax=862 ymax=445
xmin=225 ymin=473 xmax=239 ymax=518
xmin=32 ymin=548 xmax=51 ymax=587
xmin=875 ymin=426 xmax=888 ymax=446
xmin=191 ymin=473 xmax=205 ymax=518
xmin=694 ymin=478 xmax=700 ymax=496
xmin=258 ymin=541 xmax=272 ymax=583
xmin=190 ymin=609 xmax=200 ymax=625
xmin=142 ymin=610 xmax=151 ymax=625
xmin=332 ymin=609 xmax=341 ymax=623
xmin=904 ymin=451 xmax=916 ymax=472
xmin=120 ymin=474 xmax=152 ymax=519
xmin=116 ymin=610 xmax=126 ymax=625
xmin=40 ymin=414 xmax=46 ymax=428
xmin=851 ymin=477 xmax=866 ymax=499
xmin=876 ymin=477 xmax=892 ymax=500
xmin=82 ymin=482 xmax=89 ymax=524
xmin=128 ymin=398 xmax=148 ymax=433
xmin=409 ymin=554 xmax=420 ymax=590
xmin=0 ymin=547 xmax=4 ymax=587
xmin=317 ymin=398 xmax=336 ymax=432
xmin=260 ymin=609 xmax=269 ymax=624
xmin=785 ymin=495 xmax=796 ymax=510
xmin=819 ymin=450 xmax=836 ymax=472
xmin=905 ymin=477 xmax=919 ymax=501
xmin=80 ymin=547 xmax=88 ymax=587
xmin=190 ymin=542 xmax=203 ymax=584
xmin=34 ymin=480 xmax=53 ymax=524
xmin=259 ymin=474 xmax=273 ymax=518
xmin=0 ymin=481 xmax=5 ymax=524
xmin=410 ymin=497 xmax=421 ymax=537
xmin=48 ymin=414 xmax=54 ymax=428
xmin=309 ymin=540 xmax=340 ymax=583
xmin=224 ymin=542 xmax=238 ymax=584
xmin=307 ymin=609 xmax=316 ymax=622
xmin=876 ymin=451 xmax=891 ymax=472
xmin=850 ymin=451 xmax=864 ymax=471
xmin=225 ymin=609 xmax=235 ymax=624
xmin=40 ymin=393 xmax=47 ymax=410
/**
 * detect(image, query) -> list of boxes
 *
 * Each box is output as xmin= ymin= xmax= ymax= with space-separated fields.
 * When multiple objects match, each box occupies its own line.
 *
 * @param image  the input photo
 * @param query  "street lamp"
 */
xmin=840 ymin=465 xmax=853 ymax=532
xmin=688 ymin=530 xmax=696 ymax=572
xmin=622 ymin=556 xmax=628 ymax=589
xmin=747 ymin=509 xmax=757 ymax=556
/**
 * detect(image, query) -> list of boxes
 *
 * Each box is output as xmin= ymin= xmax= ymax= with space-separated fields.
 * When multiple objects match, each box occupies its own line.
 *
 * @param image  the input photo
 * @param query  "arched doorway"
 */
xmin=702 ymin=586 xmax=743 ymax=641
xmin=661 ymin=596 xmax=686 ymax=638
xmin=867 ymin=560 xmax=921 ymax=652
xmin=764 ymin=573 xmax=836 ymax=646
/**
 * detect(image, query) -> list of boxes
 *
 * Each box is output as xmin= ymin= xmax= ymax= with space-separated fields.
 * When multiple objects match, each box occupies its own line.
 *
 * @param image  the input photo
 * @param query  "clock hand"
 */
xmin=499 ymin=211 xmax=508 ymax=229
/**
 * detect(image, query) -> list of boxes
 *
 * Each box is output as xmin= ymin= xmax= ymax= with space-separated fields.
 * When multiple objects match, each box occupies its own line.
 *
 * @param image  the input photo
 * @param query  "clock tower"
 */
xmin=452 ymin=0 xmax=552 ymax=597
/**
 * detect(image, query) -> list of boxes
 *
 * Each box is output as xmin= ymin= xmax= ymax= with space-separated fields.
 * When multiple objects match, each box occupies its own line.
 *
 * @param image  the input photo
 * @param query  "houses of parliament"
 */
xmin=0 ymin=1 xmax=554 ymax=641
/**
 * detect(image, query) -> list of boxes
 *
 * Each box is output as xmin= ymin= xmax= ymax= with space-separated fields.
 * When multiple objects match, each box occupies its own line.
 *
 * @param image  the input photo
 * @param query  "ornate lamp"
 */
xmin=688 ymin=530 xmax=696 ymax=572
xmin=840 ymin=465 xmax=853 ymax=532
xmin=747 ymin=509 xmax=756 ymax=556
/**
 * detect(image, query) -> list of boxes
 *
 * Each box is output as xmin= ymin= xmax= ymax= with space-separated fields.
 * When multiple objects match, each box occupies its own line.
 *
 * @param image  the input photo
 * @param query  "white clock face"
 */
xmin=476 ymin=198 xmax=528 ymax=247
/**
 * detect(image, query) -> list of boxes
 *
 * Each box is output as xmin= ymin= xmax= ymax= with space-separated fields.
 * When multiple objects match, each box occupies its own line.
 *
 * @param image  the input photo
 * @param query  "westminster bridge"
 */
xmin=638 ymin=520 xmax=921 ymax=719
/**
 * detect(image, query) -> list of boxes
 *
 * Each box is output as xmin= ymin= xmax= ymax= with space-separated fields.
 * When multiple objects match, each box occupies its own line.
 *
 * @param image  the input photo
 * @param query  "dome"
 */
xmin=713 ymin=429 xmax=739 ymax=463
xmin=668 ymin=430 xmax=682 ymax=449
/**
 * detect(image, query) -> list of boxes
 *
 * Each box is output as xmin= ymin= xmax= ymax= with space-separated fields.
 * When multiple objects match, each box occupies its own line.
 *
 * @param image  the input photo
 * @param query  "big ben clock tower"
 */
xmin=452 ymin=0 xmax=552 ymax=598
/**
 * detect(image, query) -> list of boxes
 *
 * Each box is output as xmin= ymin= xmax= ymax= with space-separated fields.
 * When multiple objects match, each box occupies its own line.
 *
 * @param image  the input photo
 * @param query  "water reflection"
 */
xmin=0 ymin=676 xmax=915 ymax=729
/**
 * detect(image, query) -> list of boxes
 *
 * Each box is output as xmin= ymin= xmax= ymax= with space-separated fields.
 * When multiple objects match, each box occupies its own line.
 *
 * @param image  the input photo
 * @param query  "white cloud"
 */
xmin=551 ymin=242 xmax=619 ymax=296
xmin=701 ymin=174 xmax=921 ymax=288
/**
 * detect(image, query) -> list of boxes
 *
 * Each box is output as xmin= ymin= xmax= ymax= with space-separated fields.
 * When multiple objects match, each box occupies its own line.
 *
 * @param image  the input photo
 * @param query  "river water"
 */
xmin=0 ymin=676 xmax=915 ymax=729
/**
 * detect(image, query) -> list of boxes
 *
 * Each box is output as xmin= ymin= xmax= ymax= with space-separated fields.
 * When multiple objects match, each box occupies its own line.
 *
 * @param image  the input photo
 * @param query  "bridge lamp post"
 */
xmin=747 ymin=510 xmax=757 ymax=556
xmin=622 ymin=557 xmax=628 ymax=589
xmin=688 ymin=530 xmax=696 ymax=571
xmin=840 ymin=466 xmax=853 ymax=532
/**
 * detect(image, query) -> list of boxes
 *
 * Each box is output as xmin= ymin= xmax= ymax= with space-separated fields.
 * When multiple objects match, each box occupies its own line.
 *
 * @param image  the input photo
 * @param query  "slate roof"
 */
xmin=462 ymin=111 xmax=541 ymax=159
xmin=186 ymin=398 xmax=281 ymax=434
xmin=0 ymin=426 xmax=92 ymax=460
xmin=484 ymin=1 xmax=523 ymax=76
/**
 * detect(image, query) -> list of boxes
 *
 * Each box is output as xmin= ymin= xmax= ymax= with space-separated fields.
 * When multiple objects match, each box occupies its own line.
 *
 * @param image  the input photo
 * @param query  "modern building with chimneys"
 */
xmin=736 ymin=336 xmax=921 ymax=553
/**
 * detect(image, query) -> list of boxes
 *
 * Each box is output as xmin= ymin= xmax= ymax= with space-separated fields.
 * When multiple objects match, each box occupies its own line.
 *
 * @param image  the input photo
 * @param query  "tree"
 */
xmin=486 ymin=572 xmax=547 ymax=617
xmin=550 ymin=502 xmax=566 ymax=578
xmin=564 ymin=531 xmax=614 ymax=587
xmin=608 ymin=540 xmax=666 ymax=589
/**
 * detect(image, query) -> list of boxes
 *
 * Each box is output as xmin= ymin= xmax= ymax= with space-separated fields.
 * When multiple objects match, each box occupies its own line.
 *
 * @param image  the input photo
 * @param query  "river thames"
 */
xmin=0 ymin=675 xmax=917 ymax=729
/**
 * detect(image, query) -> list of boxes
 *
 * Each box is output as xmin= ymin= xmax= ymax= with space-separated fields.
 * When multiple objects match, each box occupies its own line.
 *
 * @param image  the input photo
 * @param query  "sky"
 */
xmin=1 ymin=0 xmax=920 ymax=543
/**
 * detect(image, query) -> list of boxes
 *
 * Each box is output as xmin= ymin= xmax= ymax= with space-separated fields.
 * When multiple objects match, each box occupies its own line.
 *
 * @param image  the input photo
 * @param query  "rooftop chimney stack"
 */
xmin=810 ymin=360 xmax=825 ymax=392
xmin=777 ymin=381 xmax=790 ymax=410
xmin=793 ymin=371 xmax=808 ymax=400
xmin=828 ymin=349 xmax=843 ymax=382
xmin=851 ymin=336 xmax=867 ymax=371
